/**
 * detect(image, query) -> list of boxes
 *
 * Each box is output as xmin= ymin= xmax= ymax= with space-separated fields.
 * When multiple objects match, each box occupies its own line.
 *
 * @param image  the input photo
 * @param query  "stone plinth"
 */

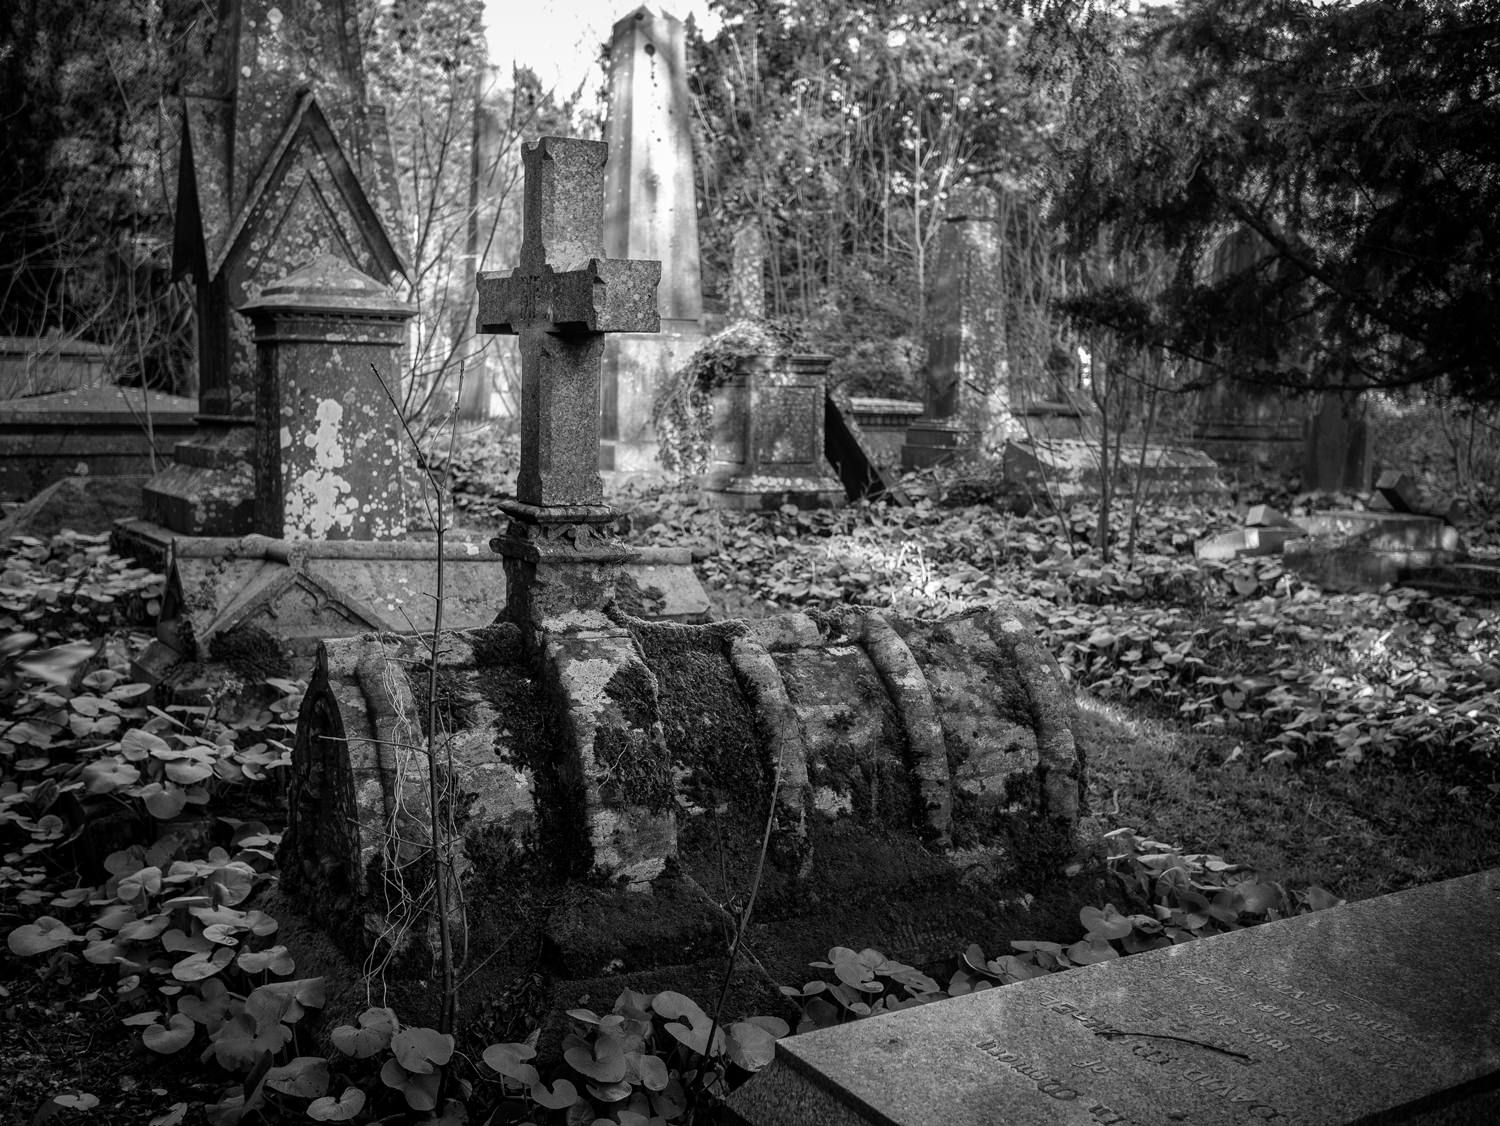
xmin=600 ymin=6 xmax=705 ymax=474
xmin=847 ymin=397 xmax=923 ymax=470
xmin=240 ymin=257 xmax=413 ymax=540
xmin=703 ymin=354 xmax=845 ymax=510
xmin=728 ymin=868 xmax=1500 ymax=1126
xmin=0 ymin=386 xmax=197 ymax=501
xmin=902 ymin=188 xmax=1004 ymax=469
xmin=1003 ymin=438 xmax=1231 ymax=507
xmin=110 ymin=521 xmax=709 ymax=675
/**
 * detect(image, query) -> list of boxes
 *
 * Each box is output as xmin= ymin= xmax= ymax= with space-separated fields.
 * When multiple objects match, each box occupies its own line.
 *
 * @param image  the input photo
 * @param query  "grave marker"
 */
xmin=478 ymin=137 xmax=660 ymax=510
xmin=728 ymin=868 xmax=1500 ymax=1126
xmin=476 ymin=135 xmax=677 ymax=883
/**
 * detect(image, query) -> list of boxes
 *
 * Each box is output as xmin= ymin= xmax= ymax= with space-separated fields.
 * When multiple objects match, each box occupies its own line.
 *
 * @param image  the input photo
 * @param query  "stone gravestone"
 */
xmin=282 ymin=137 xmax=1084 ymax=1009
xmin=600 ymin=5 xmax=706 ymax=476
xmin=119 ymin=228 xmax=707 ymax=676
xmin=728 ymin=221 xmax=768 ymax=321
xmin=1304 ymin=390 xmax=1372 ymax=494
xmin=143 ymin=0 xmax=407 ymax=535
xmin=703 ymin=353 xmax=848 ymax=510
xmin=0 ymin=387 xmax=196 ymax=503
xmin=241 ymin=256 xmax=412 ymax=539
xmin=729 ymin=868 xmax=1500 ymax=1126
xmin=903 ymin=188 xmax=1005 ymax=469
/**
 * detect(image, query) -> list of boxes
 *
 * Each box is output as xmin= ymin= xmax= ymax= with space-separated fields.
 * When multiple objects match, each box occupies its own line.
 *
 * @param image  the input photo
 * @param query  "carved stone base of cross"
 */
xmin=478 ymin=136 xmax=675 ymax=885
xmin=490 ymin=500 xmax=633 ymax=639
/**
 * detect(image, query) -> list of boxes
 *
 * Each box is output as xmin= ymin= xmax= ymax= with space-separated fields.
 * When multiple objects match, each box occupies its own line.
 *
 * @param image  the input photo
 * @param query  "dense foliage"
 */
xmin=689 ymin=0 xmax=1049 ymax=392
xmin=1034 ymin=0 xmax=1500 ymax=402
xmin=640 ymin=492 xmax=1500 ymax=779
xmin=0 ymin=0 xmax=193 ymax=388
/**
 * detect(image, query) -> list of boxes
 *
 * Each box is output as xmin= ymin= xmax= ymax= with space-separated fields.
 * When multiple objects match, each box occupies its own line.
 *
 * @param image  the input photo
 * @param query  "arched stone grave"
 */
xmin=278 ymin=138 xmax=1086 ymax=1019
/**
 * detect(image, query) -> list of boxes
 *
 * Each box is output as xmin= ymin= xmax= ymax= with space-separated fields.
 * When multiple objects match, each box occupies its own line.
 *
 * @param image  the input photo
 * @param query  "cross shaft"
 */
xmin=477 ymin=137 xmax=660 ymax=509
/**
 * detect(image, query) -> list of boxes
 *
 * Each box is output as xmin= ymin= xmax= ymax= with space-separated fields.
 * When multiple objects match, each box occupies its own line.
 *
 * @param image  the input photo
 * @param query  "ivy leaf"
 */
xmin=179 ymin=979 xmax=237 ymax=1029
xmin=636 ymin=1052 xmax=669 ymax=1091
xmin=236 ymin=944 xmax=293 ymax=975
xmin=205 ymin=862 xmax=256 ymax=906
xmin=149 ymin=1102 xmax=188 ymax=1126
xmin=564 ymin=1035 xmax=627 ymax=1084
xmin=81 ymin=757 xmax=139 ymax=793
xmin=118 ymin=866 xmax=163 ymax=902
xmin=210 ymin=1011 xmax=292 ymax=1072
xmin=727 ymin=1020 xmax=778 ymax=1071
xmin=480 ymin=1041 xmax=538 ymax=1084
xmin=143 ymin=1012 xmax=195 ymax=1054
xmin=332 ymin=1007 xmax=399 ymax=1059
xmin=391 ymin=1027 xmax=454 ymax=1075
xmin=307 ymin=1088 xmax=366 ymax=1122
xmin=381 ymin=1058 xmax=440 ymax=1112
xmin=119 ymin=728 xmax=171 ymax=760
xmin=116 ymin=914 xmax=171 ymax=943
xmin=7 ymin=916 xmax=81 ymax=955
xmin=264 ymin=1056 xmax=330 ymax=1098
xmin=133 ymin=782 xmax=188 ymax=820
xmin=528 ymin=1077 xmax=579 ymax=1110
xmin=53 ymin=1090 xmax=100 ymax=1110
xmin=172 ymin=946 xmax=235 ymax=982
xmin=1079 ymin=904 xmax=1133 ymax=941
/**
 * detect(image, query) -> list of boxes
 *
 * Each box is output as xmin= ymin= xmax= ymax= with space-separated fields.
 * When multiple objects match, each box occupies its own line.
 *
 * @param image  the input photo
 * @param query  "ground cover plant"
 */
xmin=5 ymin=492 xmax=1500 ymax=1124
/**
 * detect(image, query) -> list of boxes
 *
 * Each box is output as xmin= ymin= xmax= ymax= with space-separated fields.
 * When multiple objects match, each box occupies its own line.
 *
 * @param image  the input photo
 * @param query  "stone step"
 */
xmin=729 ymin=868 xmax=1500 ymax=1126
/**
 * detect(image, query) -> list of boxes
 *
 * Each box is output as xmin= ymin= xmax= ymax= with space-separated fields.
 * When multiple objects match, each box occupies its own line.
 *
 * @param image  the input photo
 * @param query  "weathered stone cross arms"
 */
xmin=477 ymin=137 xmax=661 ymax=637
xmin=477 ymin=137 xmax=660 ymax=511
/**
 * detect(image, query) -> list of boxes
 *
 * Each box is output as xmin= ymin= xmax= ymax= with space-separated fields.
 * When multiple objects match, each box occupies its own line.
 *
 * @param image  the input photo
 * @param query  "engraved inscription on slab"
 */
xmin=756 ymin=386 xmax=817 ymax=467
xmin=729 ymin=870 xmax=1500 ymax=1126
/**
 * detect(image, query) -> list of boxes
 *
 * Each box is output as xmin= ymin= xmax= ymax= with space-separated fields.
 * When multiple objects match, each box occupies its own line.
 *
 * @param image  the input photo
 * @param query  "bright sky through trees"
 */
xmin=484 ymin=0 xmax=721 ymax=104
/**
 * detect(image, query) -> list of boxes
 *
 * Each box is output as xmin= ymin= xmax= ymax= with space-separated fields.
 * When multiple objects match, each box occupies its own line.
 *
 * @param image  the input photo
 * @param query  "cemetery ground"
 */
xmin=4 ymin=482 xmax=1500 ymax=1125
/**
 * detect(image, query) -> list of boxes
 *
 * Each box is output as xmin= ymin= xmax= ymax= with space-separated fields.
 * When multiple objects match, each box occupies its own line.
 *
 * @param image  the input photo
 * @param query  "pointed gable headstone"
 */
xmin=145 ymin=0 xmax=407 ymax=536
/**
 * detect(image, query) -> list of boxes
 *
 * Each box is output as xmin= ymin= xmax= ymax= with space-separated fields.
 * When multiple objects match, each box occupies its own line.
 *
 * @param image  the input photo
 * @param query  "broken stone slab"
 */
xmin=727 ymin=868 xmax=1500 ymax=1126
xmin=1003 ymin=438 xmax=1231 ymax=507
xmin=1244 ymin=503 xmax=1295 ymax=528
xmin=1373 ymin=470 xmax=1464 ymax=522
xmin=1282 ymin=538 xmax=1405 ymax=592
xmin=1292 ymin=510 xmax=1462 ymax=553
xmin=281 ymin=602 xmax=1084 ymax=974
xmin=1194 ymin=525 xmax=1301 ymax=562
xmin=113 ymin=520 xmax=709 ymax=668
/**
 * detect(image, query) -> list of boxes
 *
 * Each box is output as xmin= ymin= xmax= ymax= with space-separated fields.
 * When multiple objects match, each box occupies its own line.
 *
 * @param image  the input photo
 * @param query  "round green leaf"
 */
xmin=265 ymin=1056 xmax=330 ymax=1098
xmin=7 ymin=916 xmax=81 ymax=955
xmin=391 ymin=1026 xmax=454 ymax=1074
xmin=143 ymin=1012 xmax=195 ymax=1054
xmin=331 ymin=1007 xmax=399 ymax=1059
xmin=529 ymin=1078 xmax=578 ymax=1110
xmin=307 ymin=1087 xmax=366 ymax=1122
xmin=727 ymin=1020 xmax=778 ymax=1070
xmin=481 ymin=1041 xmax=538 ymax=1083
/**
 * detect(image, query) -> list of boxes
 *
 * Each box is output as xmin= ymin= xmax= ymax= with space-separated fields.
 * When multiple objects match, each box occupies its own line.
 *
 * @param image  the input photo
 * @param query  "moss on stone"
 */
xmin=207 ymin=623 xmax=289 ymax=680
xmin=634 ymin=626 xmax=767 ymax=809
xmin=594 ymin=660 xmax=674 ymax=814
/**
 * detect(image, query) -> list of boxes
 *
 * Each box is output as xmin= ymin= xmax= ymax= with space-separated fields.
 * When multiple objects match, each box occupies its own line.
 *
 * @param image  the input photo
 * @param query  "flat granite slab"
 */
xmin=728 ymin=869 xmax=1500 ymax=1126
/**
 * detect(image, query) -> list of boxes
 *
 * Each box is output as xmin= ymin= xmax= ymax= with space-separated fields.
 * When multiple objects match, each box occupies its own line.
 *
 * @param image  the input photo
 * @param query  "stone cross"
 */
xmin=477 ymin=137 xmax=660 ymax=510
